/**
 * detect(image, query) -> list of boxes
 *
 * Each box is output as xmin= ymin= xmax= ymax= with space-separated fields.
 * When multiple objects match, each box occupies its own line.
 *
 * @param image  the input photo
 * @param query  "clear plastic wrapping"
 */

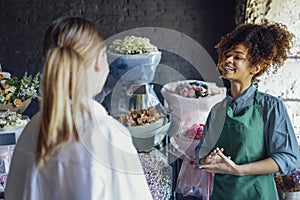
xmin=176 ymin=160 xmax=213 ymax=199
xmin=107 ymin=51 xmax=162 ymax=85
xmin=161 ymin=80 xmax=226 ymax=136
xmin=171 ymin=129 xmax=213 ymax=199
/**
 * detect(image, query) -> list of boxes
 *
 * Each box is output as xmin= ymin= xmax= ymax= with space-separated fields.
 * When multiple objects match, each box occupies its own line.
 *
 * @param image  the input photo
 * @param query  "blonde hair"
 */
xmin=37 ymin=17 xmax=104 ymax=167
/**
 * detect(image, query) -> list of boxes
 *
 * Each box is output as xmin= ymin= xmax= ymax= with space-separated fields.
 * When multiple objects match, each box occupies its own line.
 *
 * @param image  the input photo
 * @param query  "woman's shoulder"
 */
xmin=89 ymin=100 xmax=131 ymax=136
xmin=257 ymin=91 xmax=286 ymax=108
xmin=90 ymin=100 xmax=109 ymax=115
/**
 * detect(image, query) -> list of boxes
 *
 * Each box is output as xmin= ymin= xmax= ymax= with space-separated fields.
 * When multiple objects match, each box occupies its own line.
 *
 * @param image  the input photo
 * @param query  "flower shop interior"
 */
xmin=0 ymin=0 xmax=299 ymax=199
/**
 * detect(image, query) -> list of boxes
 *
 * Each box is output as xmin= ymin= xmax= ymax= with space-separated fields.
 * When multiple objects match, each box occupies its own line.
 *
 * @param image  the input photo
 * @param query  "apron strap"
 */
xmin=254 ymin=89 xmax=259 ymax=105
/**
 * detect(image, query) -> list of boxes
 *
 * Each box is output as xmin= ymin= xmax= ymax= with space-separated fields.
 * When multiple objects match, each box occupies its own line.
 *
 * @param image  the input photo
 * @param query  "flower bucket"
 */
xmin=278 ymin=191 xmax=300 ymax=200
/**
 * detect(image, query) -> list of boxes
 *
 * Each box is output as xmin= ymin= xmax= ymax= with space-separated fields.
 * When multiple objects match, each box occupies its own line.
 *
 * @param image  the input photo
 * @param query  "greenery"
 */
xmin=0 ymin=71 xmax=39 ymax=107
xmin=0 ymin=111 xmax=28 ymax=128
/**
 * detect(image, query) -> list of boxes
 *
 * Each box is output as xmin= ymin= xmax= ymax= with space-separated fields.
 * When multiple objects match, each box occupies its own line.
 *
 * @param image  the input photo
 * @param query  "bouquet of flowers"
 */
xmin=175 ymin=81 xmax=209 ymax=98
xmin=0 ymin=110 xmax=29 ymax=130
xmin=118 ymin=107 xmax=162 ymax=127
xmin=183 ymin=123 xmax=205 ymax=140
xmin=161 ymin=80 xmax=226 ymax=136
xmin=171 ymin=123 xmax=205 ymax=158
xmin=0 ymin=71 xmax=39 ymax=113
xmin=109 ymin=35 xmax=158 ymax=55
xmin=107 ymin=35 xmax=161 ymax=84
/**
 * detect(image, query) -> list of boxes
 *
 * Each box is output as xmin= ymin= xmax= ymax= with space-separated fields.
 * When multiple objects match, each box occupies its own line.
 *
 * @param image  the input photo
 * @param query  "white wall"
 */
xmin=246 ymin=0 xmax=300 ymax=144
xmin=246 ymin=0 xmax=300 ymax=55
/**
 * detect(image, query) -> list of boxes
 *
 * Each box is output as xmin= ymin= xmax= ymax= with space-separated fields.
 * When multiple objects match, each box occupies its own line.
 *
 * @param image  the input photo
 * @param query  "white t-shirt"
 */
xmin=5 ymin=100 xmax=152 ymax=200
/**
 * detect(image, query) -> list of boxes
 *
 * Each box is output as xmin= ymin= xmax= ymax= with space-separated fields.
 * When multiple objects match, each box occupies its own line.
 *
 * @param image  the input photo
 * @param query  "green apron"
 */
xmin=212 ymin=91 xmax=277 ymax=200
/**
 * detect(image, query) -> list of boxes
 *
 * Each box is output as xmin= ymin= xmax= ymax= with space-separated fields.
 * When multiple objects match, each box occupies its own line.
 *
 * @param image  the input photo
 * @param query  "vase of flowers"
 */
xmin=0 ymin=71 xmax=39 ymax=113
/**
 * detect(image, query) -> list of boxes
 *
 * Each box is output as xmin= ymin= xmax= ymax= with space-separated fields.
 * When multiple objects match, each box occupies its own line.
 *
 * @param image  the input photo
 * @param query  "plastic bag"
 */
xmin=176 ymin=159 xmax=213 ymax=199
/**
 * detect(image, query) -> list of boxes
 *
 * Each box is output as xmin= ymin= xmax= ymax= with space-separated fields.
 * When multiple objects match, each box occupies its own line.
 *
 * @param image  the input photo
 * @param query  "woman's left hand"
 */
xmin=200 ymin=148 xmax=241 ymax=176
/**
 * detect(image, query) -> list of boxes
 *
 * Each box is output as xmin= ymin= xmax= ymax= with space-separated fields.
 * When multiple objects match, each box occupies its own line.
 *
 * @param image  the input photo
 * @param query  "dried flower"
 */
xmin=275 ymin=169 xmax=300 ymax=192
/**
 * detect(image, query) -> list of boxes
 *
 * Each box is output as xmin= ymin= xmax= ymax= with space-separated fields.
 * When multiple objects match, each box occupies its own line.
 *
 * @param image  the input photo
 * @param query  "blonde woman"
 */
xmin=5 ymin=17 xmax=152 ymax=200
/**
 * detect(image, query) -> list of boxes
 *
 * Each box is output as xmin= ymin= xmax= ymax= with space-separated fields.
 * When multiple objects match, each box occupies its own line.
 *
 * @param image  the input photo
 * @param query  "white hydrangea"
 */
xmin=109 ymin=35 xmax=158 ymax=55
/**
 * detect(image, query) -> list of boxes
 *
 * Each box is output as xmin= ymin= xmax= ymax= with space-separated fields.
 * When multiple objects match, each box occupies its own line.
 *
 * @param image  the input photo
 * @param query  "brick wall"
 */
xmin=0 ymin=0 xmax=236 ymax=116
xmin=245 ymin=0 xmax=300 ymax=142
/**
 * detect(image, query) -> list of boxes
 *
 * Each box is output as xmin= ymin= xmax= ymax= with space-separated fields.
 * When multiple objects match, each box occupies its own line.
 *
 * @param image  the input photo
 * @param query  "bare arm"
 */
xmin=200 ymin=148 xmax=279 ymax=176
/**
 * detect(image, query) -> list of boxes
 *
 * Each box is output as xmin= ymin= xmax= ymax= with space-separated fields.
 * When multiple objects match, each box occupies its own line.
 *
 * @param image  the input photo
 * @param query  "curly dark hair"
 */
xmin=215 ymin=20 xmax=293 ymax=81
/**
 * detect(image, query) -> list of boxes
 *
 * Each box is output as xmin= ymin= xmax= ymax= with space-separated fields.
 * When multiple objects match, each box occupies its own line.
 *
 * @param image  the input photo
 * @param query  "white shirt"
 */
xmin=5 ymin=100 xmax=152 ymax=200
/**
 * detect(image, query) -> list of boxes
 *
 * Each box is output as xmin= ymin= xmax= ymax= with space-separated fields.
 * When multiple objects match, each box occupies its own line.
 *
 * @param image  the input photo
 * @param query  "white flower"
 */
xmin=16 ymin=118 xmax=27 ymax=126
xmin=0 ymin=111 xmax=27 ymax=128
xmin=0 ymin=119 xmax=6 ymax=126
xmin=4 ymin=86 xmax=16 ymax=94
xmin=0 ymin=96 xmax=5 ymax=103
xmin=109 ymin=35 xmax=158 ymax=55
xmin=0 ymin=72 xmax=11 ymax=79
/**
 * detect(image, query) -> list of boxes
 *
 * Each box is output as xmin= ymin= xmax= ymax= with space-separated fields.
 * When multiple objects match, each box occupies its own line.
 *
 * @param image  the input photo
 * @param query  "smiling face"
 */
xmin=220 ymin=44 xmax=259 ymax=86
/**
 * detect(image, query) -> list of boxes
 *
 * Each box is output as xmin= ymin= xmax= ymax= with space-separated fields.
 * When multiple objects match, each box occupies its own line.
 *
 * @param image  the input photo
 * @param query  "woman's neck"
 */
xmin=230 ymin=82 xmax=252 ymax=99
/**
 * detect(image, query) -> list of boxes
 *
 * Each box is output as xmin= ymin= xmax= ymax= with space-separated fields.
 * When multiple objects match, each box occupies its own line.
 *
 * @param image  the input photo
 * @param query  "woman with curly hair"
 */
xmin=195 ymin=21 xmax=300 ymax=199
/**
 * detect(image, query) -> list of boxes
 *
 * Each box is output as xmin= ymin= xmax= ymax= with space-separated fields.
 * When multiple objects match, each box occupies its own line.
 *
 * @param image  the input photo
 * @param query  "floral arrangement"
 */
xmin=170 ymin=123 xmax=205 ymax=161
xmin=0 ymin=111 xmax=28 ymax=129
xmin=119 ymin=107 xmax=162 ymax=127
xmin=109 ymin=35 xmax=158 ymax=55
xmin=175 ymin=81 xmax=209 ymax=98
xmin=0 ymin=71 xmax=39 ymax=108
xmin=275 ymin=169 xmax=300 ymax=192
xmin=183 ymin=123 xmax=205 ymax=140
